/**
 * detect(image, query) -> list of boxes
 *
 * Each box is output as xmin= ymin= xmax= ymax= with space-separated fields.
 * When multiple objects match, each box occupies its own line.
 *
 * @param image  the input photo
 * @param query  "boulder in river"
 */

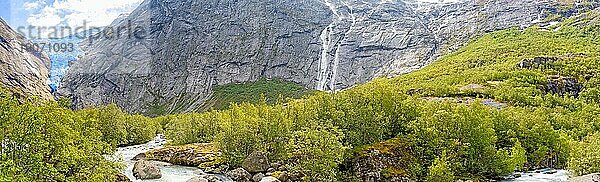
xmin=226 ymin=168 xmax=252 ymax=182
xmin=132 ymin=153 xmax=146 ymax=161
xmin=133 ymin=160 xmax=162 ymax=179
xmin=569 ymin=173 xmax=599 ymax=182
xmin=145 ymin=143 xmax=221 ymax=167
xmin=115 ymin=173 xmax=131 ymax=182
xmin=253 ymin=173 xmax=265 ymax=182
xmin=187 ymin=176 xmax=209 ymax=182
xmin=242 ymin=151 xmax=270 ymax=173
xmin=201 ymin=174 xmax=224 ymax=182
xmin=259 ymin=176 xmax=281 ymax=182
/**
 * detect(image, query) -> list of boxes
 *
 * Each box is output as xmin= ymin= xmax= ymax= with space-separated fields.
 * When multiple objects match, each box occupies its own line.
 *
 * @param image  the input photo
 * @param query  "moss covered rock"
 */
xmin=145 ymin=143 xmax=223 ymax=168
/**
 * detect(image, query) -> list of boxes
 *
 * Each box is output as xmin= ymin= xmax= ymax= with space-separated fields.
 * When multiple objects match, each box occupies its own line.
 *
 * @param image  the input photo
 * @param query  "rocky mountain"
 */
xmin=60 ymin=0 xmax=598 ymax=114
xmin=0 ymin=18 xmax=53 ymax=100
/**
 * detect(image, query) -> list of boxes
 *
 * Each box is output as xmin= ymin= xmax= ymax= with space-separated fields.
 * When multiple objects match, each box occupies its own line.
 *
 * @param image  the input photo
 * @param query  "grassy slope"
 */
xmin=146 ymin=79 xmax=315 ymax=116
xmin=370 ymin=12 xmax=600 ymax=107
xmin=351 ymin=11 xmax=600 ymax=178
xmin=163 ymin=11 xmax=600 ymax=181
xmin=204 ymin=79 xmax=316 ymax=110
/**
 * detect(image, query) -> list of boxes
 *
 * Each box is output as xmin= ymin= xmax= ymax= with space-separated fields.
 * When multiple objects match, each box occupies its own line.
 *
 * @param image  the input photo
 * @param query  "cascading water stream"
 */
xmin=318 ymin=0 xmax=355 ymax=92
xmin=317 ymin=0 xmax=340 ymax=91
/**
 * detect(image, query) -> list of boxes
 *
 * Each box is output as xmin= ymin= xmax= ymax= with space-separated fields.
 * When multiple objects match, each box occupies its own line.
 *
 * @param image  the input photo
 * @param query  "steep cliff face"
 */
xmin=61 ymin=0 xmax=596 ymax=114
xmin=0 ymin=18 xmax=52 ymax=100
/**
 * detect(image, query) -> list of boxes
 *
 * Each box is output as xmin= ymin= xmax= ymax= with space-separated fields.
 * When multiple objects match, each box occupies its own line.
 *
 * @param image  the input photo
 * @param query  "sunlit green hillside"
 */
xmin=3 ymin=10 xmax=600 ymax=182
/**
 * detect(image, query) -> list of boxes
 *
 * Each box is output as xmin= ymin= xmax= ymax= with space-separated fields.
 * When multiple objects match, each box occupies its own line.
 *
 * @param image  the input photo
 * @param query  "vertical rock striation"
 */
xmin=0 ymin=18 xmax=52 ymax=100
xmin=61 ymin=0 xmax=599 ymax=114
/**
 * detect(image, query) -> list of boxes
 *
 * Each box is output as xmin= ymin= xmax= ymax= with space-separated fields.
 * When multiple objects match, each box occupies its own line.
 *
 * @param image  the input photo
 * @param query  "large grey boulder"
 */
xmin=252 ymin=173 xmax=265 ymax=182
xmin=242 ymin=151 xmax=271 ymax=173
xmin=187 ymin=177 xmax=209 ymax=182
xmin=115 ymin=173 xmax=131 ymax=182
xmin=132 ymin=160 xmax=162 ymax=180
xmin=570 ymin=173 xmax=599 ymax=182
xmin=259 ymin=176 xmax=281 ymax=182
xmin=226 ymin=168 xmax=252 ymax=182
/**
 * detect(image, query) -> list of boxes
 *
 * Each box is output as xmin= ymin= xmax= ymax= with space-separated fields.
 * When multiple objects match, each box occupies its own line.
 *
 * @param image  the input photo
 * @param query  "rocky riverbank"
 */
xmin=109 ymin=135 xmax=206 ymax=182
xmin=141 ymin=144 xmax=299 ymax=182
xmin=112 ymin=135 xmax=587 ymax=182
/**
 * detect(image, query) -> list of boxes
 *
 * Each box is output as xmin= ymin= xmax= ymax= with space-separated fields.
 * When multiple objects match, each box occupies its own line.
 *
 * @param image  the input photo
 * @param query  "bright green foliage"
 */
xmin=408 ymin=103 xmax=533 ymax=178
xmin=5 ymin=10 xmax=600 ymax=182
xmin=286 ymin=126 xmax=345 ymax=181
xmin=0 ymin=89 xmax=121 ymax=181
xmin=145 ymin=79 xmax=315 ymax=116
xmin=78 ymin=104 xmax=161 ymax=146
xmin=426 ymin=154 xmax=455 ymax=182
xmin=510 ymin=141 xmax=527 ymax=171
xmin=207 ymin=78 xmax=315 ymax=110
xmin=165 ymin=88 xmax=418 ymax=178
xmin=568 ymin=133 xmax=600 ymax=176
xmin=0 ymin=88 xmax=161 ymax=181
xmin=163 ymin=11 xmax=600 ymax=180
xmin=162 ymin=112 xmax=221 ymax=145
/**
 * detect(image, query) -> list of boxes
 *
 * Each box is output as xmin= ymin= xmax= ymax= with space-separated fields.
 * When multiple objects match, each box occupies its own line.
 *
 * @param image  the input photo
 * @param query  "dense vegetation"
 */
xmin=3 ymin=10 xmax=600 ymax=182
xmin=163 ymin=11 xmax=600 ymax=181
xmin=0 ymin=91 xmax=161 ymax=181
xmin=146 ymin=79 xmax=315 ymax=116
xmin=205 ymin=78 xmax=316 ymax=110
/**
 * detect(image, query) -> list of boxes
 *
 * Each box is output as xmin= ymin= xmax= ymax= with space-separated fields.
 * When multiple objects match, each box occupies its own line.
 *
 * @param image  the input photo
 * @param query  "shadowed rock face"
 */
xmin=0 ymin=18 xmax=52 ymax=100
xmin=61 ymin=0 xmax=596 ymax=114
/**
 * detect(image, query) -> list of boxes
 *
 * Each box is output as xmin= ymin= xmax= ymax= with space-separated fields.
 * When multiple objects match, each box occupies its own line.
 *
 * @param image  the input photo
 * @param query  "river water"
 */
xmin=109 ymin=135 xmax=204 ymax=182
xmin=109 ymin=135 xmax=571 ymax=182
xmin=502 ymin=169 xmax=570 ymax=182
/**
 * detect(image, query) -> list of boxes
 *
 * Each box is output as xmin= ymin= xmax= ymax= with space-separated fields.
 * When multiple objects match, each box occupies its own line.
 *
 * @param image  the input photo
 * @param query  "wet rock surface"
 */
xmin=225 ymin=168 xmax=252 ymax=182
xmin=517 ymin=57 xmax=560 ymax=69
xmin=569 ymin=173 xmax=599 ymax=182
xmin=259 ymin=176 xmax=281 ymax=182
xmin=133 ymin=160 xmax=163 ymax=180
xmin=60 ymin=0 xmax=591 ymax=114
xmin=145 ymin=143 xmax=222 ymax=167
xmin=116 ymin=173 xmax=132 ymax=182
xmin=187 ymin=177 xmax=209 ymax=182
xmin=242 ymin=151 xmax=271 ymax=173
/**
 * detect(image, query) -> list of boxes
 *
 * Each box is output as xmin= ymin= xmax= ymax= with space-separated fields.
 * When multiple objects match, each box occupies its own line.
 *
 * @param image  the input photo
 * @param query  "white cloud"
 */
xmin=23 ymin=1 xmax=41 ymax=10
xmin=25 ymin=0 xmax=143 ymax=28
xmin=26 ymin=6 xmax=61 ymax=27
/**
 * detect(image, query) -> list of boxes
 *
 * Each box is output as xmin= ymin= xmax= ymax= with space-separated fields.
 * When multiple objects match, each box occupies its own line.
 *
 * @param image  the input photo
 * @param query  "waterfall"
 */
xmin=317 ymin=0 xmax=339 ymax=91
xmin=318 ymin=25 xmax=333 ymax=91
xmin=318 ymin=0 xmax=354 ymax=91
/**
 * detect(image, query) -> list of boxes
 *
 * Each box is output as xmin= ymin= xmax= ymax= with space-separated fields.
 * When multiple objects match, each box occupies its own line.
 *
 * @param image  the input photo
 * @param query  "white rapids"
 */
xmin=107 ymin=135 xmax=204 ymax=182
xmin=502 ymin=169 xmax=571 ymax=182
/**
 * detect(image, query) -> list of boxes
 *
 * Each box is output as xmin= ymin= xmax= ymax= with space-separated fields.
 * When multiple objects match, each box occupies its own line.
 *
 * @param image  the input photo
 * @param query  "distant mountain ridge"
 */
xmin=61 ymin=0 xmax=600 ymax=114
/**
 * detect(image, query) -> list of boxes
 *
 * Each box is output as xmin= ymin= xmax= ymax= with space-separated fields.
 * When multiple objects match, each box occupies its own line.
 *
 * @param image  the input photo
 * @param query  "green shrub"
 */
xmin=286 ymin=126 xmax=345 ymax=181
xmin=568 ymin=133 xmax=600 ymax=176
xmin=209 ymin=78 xmax=316 ymax=110
xmin=426 ymin=154 xmax=455 ymax=182
xmin=0 ymin=89 xmax=121 ymax=181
